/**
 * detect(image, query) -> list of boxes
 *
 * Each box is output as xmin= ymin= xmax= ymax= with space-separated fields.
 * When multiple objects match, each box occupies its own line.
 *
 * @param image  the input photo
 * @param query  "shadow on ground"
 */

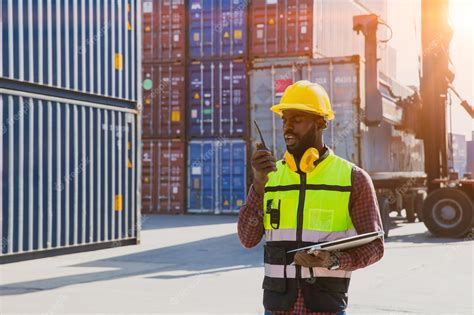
xmin=141 ymin=214 xmax=239 ymax=230
xmin=0 ymin=223 xmax=263 ymax=296
xmin=385 ymin=221 xmax=472 ymax=244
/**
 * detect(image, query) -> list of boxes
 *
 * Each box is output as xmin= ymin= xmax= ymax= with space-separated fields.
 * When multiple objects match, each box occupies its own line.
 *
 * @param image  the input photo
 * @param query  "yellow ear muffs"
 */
xmin=283 ymin=151 xmax=298 ymax=172
xmin=283 ymin=147 xmax=320 ymax=173
xmin=299 ymin=147 xmax=320 ymax=173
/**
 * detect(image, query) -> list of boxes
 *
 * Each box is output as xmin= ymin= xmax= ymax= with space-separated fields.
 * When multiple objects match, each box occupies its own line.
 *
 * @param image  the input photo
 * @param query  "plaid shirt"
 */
xmin=237 ymin=164 xmax=384 ymax=315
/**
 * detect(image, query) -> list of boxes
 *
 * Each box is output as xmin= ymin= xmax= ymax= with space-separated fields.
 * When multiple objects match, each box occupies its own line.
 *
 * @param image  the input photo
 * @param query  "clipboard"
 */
xmin=287 ymin=230 xmax=384 ymax=254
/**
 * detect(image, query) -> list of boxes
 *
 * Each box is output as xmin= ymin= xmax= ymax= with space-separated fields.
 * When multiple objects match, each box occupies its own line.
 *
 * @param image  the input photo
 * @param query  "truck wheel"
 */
xmin=423 ymin=188 xmax=473 ymax=238
xmin=377 ymin=196 xmax=391 ymax=238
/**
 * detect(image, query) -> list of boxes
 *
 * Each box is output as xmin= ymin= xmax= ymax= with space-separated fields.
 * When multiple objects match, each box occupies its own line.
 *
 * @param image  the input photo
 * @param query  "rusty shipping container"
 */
xmin=249 ymin=0 xmax=388 ymax=61
xmin=142 ymin=63 xmax=185 ymax=138
xmin=141 ymin=139 xmax=186 ymax=214
xmin=142 ymin=0 xmax=186 ymax=63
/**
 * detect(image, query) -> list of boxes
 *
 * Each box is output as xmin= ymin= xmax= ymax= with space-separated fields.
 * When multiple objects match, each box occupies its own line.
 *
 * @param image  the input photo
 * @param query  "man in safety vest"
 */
xmin=238 ymin=80 xmax=384 ymax=314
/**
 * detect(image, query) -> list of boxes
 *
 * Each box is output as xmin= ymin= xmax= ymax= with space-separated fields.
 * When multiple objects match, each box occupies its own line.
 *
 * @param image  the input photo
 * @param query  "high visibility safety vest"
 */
xmin=262 ymin=149 xmax=357 ymax=312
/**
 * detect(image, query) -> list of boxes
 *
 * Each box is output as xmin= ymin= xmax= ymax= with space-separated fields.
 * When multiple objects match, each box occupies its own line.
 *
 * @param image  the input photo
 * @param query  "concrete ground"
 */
xmin=0 ymin=215 xmax=472 ymax=314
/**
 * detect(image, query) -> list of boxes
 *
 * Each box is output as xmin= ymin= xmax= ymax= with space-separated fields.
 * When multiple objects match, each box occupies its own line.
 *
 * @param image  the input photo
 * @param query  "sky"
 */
xmin=386 ymin=0 xmax=473 ymax=141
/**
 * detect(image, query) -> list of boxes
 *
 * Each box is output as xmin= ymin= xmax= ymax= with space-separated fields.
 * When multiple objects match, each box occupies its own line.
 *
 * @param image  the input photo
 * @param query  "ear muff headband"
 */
xmin=284 ymin=147 xmax=320 ymax=173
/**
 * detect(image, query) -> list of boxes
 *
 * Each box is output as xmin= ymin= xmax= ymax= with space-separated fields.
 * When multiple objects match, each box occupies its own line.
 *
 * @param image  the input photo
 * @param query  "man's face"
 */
xmin=282 ymin=110 xmax=324 ymax=158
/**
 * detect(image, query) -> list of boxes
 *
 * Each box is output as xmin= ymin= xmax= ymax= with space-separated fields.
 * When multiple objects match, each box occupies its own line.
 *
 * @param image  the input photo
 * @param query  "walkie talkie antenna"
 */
xmin=253 ymin=120 xmax=268 ymax=150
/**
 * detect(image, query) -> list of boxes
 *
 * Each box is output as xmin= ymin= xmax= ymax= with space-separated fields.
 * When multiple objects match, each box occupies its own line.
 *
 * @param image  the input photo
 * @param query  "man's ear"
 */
xmin=316 ymin=119 xmax=328 ymax=130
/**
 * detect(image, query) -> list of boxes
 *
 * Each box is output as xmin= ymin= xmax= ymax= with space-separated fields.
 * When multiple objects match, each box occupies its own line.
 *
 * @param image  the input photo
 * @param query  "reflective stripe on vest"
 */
xmin=264 ymin=264 xmax=352 ymax=279
xmin=265 ymin=227 xmax=357 ymax=242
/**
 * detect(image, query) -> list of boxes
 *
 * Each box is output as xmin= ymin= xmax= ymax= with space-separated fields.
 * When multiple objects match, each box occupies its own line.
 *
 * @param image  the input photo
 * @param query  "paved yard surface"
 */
xmin=1 ymin=215 xmax=472 ymax=314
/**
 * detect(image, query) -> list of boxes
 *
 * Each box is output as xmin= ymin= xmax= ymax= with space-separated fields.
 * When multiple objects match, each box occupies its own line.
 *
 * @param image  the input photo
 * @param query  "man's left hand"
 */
xmin=294 ymin=250 xmax=334 ymax=268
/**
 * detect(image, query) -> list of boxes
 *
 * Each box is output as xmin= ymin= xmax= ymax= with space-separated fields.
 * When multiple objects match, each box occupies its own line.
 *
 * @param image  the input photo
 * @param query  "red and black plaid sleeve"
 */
xmin=337 ymin=165 xmax=385 ymax=270
xmin=237 ymin=185 xmax=265 ymax=248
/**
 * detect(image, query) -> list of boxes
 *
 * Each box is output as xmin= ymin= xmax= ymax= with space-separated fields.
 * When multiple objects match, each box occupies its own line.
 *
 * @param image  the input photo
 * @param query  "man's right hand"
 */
xmin=251 ymin=143 xmax=277 ymax=195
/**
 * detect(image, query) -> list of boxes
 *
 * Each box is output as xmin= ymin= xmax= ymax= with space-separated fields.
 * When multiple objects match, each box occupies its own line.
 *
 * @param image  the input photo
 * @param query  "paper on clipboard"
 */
xmin=287 ymin=230 xmax=384 ymax=254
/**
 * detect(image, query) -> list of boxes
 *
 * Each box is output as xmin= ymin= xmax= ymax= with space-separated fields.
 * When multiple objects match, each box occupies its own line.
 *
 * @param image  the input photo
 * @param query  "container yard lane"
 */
xmin=0 ymin=216 xmax=472 ymax=314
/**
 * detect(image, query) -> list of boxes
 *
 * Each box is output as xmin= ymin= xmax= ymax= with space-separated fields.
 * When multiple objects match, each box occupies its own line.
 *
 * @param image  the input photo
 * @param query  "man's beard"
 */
xmin=286 ymin=125 xmax=317 ymax=160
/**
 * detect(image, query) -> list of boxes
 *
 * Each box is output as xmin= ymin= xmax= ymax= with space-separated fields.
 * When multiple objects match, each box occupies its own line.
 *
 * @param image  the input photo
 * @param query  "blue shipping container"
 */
xmin=0 ymin=0 xmax=138 ymax=101
xmin=188 ymin=60 xmax=247 ymax=137
xmin=188 ymin=139 xmax=247 ymax=213
xmin=189 ymin=0 xmax=247 ymax=60
xmin=1 ymin=92 xmax=139 ymax=256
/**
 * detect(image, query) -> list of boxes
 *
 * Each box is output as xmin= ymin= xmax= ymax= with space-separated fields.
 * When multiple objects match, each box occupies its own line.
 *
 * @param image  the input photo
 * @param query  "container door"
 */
xmin=303 ymin=61 xmax=360 ymax=164
xmin=219 ymin=60 xmax=247 ymax=137
xmin=189 ymin=0 xmax=215 ymax=59
xmin=142 ymin=64 xmax=185 ymax=138
xmin=142 ymin=0 xmax=154 ymax=61
xmin=188 ymin=141 xmax=216 ymax=213
xmin=188 ymin=60 xmax=247 ymax=137
xmin=250 ymin=64 xmax=303 ymax=160
xmin=250 ymin=0 xmax=278 ymax=58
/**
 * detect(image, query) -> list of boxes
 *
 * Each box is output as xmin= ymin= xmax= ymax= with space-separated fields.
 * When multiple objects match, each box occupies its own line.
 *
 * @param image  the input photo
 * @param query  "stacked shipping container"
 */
xmin=1 ymin=0 xmax=141 ymax=260
xmin=187 ymin=0 xmax=248 ymax=214
xmin=139 ymin=0 xmax=412 ymax=216
xmin=141 ymin=0 xmax=186 ymax=214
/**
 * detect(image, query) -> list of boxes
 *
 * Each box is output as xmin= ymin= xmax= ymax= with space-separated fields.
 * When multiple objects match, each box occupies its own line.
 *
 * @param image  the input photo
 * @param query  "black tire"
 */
xmin=377 ymin=196 xmax=391 ymax=238
xmin=423 ymin=188 xmax=473 ymax=238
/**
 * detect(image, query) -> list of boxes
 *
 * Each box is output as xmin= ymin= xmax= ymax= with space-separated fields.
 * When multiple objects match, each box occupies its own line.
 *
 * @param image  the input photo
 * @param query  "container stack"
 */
xmin=186 ymin=0 xmax=248 ymax=214
xmin=141 ymin=0 xmax=187 ymax=214
xmin=138 ymin=0 xmax=415 ymax=216
xmin=248 ymin=0 xmax=391 ymax=160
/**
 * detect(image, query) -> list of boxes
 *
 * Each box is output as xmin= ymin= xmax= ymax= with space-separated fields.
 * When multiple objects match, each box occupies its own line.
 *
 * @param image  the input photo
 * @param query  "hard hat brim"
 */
xmin=270 ymin=103 xmax=335 ymax=120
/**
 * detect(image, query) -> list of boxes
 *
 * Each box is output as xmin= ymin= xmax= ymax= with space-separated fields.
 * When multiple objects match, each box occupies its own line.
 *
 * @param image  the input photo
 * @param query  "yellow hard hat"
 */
xmin=270 ymin=80 xmax=335 ymax=120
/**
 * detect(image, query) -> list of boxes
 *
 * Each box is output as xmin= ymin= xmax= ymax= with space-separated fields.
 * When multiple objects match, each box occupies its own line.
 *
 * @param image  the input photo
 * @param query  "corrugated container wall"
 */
xmin=142 ymin=0 xmax=186 ymax=63
xmin=249 ymin=0 xmax=368 ymax=60
xmin=188 ymin=0 xmax=247 ymax=60
xmin=250 ymin=56 xmax=424 ymax=174
xmin=188 ymin=139 xmax=247 ymax=214
xmin=142 ymin=139 xmax=186 ymax=214
xmin=142 ymin=63 xmax=185 ymax=138
xmin=249 ymin=57 xmax=308 ymax=160
xmin=1 ymin=0 xmax=141 ymax=260
xmin=0 ymin=0 xmax=137 ymax=101
xmin=248 ymin=0 xmax=393 ymax=77
xmin=1 ymin=93 xmax=139 ymax=255
xmin=188 ymin=60 xmax=247 ymax=138
xmin=301 ymin=57 xmax=424 ymax=174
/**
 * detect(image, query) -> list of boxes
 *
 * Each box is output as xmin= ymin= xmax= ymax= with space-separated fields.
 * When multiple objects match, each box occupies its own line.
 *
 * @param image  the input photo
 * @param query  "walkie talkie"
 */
xmin=253 ymin=120 xmax=269 ymax=151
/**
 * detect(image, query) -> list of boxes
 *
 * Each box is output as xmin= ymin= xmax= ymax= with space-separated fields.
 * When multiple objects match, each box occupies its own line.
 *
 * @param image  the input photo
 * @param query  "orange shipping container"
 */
xmin=249 ymin=0 xmax=381 ymax=60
